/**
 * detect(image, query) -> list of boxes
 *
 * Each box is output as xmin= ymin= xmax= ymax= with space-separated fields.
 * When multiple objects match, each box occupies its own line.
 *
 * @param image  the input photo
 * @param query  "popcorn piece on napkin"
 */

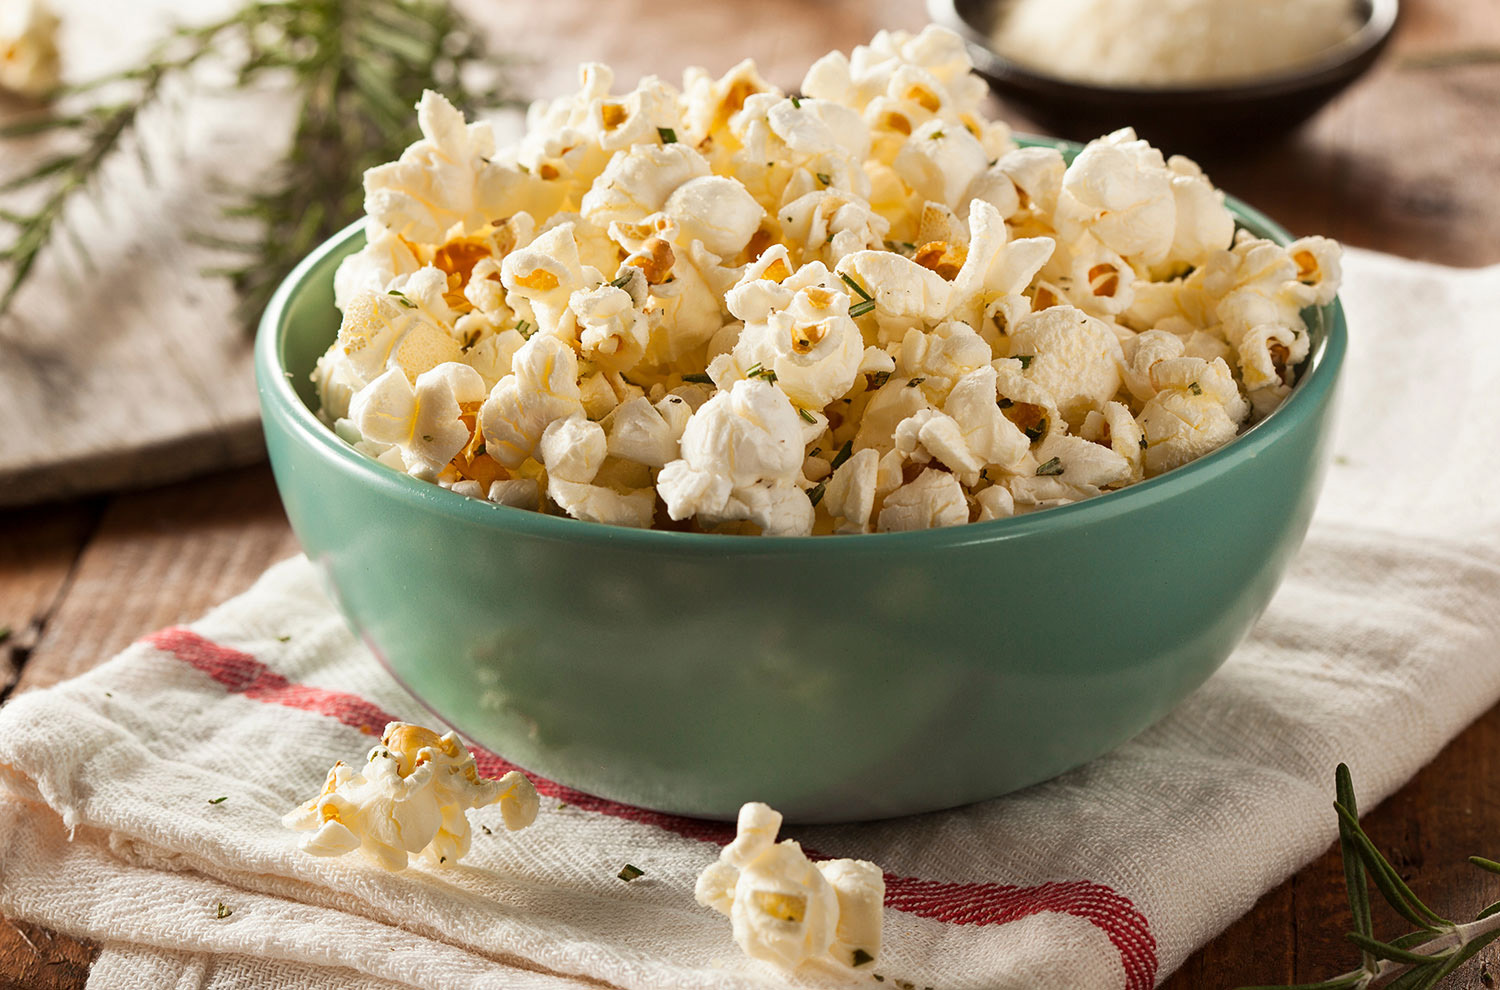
xmin=283 ymin=721 xmax=538 ymax=871
xmin=695 ymin=801 xmax=884 ymax=971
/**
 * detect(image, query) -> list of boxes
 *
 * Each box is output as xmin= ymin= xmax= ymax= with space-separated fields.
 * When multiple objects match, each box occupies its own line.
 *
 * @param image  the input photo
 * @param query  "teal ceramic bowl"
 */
xmin=256 ymin=151 xmax=1345 ymax=824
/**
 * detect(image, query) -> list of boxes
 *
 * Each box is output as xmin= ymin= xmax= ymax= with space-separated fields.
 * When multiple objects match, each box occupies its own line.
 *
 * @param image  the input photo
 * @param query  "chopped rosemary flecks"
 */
xmin=807 ymin=480 xmax=827 ymax=506
xmin=838 ymin=271 xmax=873 ymax=301
xmin=809 ymin=447 xmax=822 ymax=458
xmin=682 ymin=372 xmax=714 ymax=384
xmin=387 ymin=289 xmax=416 ymax=309
xmin=421 ymin=434 xmax=434 ymax=442
xmin=906 ymin=377 xmax=926 ymax=388
xmin=746 ymin=363 xmax=778 ymax=383
xmin=1025 ymin=418 xmax=1048 ymax=443
xmin=608 ymin=271 xmax=633 ymax=289
xmin=816 ymin=171 xmax=831 ymax=186
xmin=207 ymin=796 xmax=228 ymax=804
xmin=617 ymin=863 xmax=645 ymax=882
xmin=473 ymin=441 xmax=486 ymax=458
xmin=798 ymin=407 xmax=816 ymax=424
xmin=480 ymin=824 xmax=492 ymax=835
xmin=884 ymin=240 xmax=917 ymax=254
xmin=851 ymin=948 xmax=875 ymax=967
xmin=929 ymin=128 xmax=944 ymax=140
xmin=215 ymin=903 xmax=233 ymax=919
xmin=1139 ymin=436 xmax=1148 ymax=450
xmin=790 ymin=95 xmax=801 ymax=109
xmin=867 ymin=369 xmax=892 ymax=389
xmin=277 ymin=634 xmax=291 ymax=642
xmin=998 ymin=397 xmax=1013 ymax=408
xmin=1017 ymin=354 xmax=1034 ymax=370
xmin=657 ymin=126 xmax=677 ymax=144
xmin=848 ymin=298 xmax=876 ymax=318
xmin=829 ymin=439 xmax=854 ymax=471
xmin=516 ymin=319 xmax=533 ymax=338
xmin=1035 ymin=457 xmax=1063 ymax=476
xmin=0 ymin=624 xmax=9 ymax=644
xmin=1189 ymin=381 xmax=1203 ymax=395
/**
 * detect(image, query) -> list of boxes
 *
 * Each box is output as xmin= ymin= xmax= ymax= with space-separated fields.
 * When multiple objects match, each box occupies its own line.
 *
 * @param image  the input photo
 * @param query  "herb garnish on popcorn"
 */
xmin=283 ymin=721 xmax=538 ymax=871
xmin=311 ymin=27 xmax=1343 ymax=535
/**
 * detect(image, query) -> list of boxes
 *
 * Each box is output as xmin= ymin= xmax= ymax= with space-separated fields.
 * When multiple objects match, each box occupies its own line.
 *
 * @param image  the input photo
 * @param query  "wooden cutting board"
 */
xmin=0 ymin=0 xmax=922 ymax=509
xmin=3 ymin=0 xmax=1495 ymax=509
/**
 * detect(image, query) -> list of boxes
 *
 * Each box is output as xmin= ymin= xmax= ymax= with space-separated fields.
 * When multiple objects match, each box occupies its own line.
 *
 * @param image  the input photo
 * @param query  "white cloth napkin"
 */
xmin=1 ymin=248 xmax=1498 ymax=990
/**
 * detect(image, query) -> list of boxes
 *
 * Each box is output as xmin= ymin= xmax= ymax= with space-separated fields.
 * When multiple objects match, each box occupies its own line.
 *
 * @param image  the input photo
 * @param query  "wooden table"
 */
xmin=1 ymin=0 xmax=1497 ymax=985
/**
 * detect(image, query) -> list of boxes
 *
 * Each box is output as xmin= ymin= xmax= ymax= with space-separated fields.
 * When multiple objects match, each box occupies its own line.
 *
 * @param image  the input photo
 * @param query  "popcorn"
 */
xmin=283 ymin=721 xmax=538 ymax=871
xmin=1138 ymin=356 xmax=1248 ymax=475
xmin=657 ymin=379 xmax=813 ymax=535
xmin=1004 ymin=306 xmax=1124 ymax=430
xmin=364 ymin=91 xmax=526 ymax=245
xmin=0 ymin=0 xmax=58 ymax=98
xmin=1163 ymin=155 xmax=1235 ymax=271
xmin=334 ymin=284 xmax=463 ymax=388
xmin=478 ymin=334 xmax=585 ymax=468
xmin=581 ymin=143 xmax=710 ymax=231
xmin=664 ymin=176 xmax=765 ymax=258
xmin=695 ymin=802 xmax=884 ymax=971
xmin=316 ymin=28 xmax=1341 ymax=534
xmin=893 ymin=118 xmax=989 ymax=211
xmin=877 ymin=467 xmax=969 ymax=531
xmin=350 ymin=362 xmax=486 ymax=480
xmin=718 ymin=262 xmax=866 ymax=410
xmin=822 ymin=447 xmax=880 ymax=533
xmin=1055 ymin=128 xmax=1176 ymax=267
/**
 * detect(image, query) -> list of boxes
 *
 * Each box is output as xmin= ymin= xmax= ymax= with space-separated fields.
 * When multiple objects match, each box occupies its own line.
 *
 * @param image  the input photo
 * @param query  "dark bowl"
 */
xmin=928 ymin=0 xmax=1397 ymax=152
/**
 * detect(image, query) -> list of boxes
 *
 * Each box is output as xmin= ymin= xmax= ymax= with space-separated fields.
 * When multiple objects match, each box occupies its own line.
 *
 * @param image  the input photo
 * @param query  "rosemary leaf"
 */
xmin=0 ymin=0 xmax=516 ymax=323
xmin=1234 ymin=976 xmax=1367 ymax=990
xmin=1343 ymin=932 xmax=1450 ymax=966
xmin=0 ymin=155 xmax=77 ymax=193
xmin=1470 ymin=856 xmax=1500 ymax=875
xmin=1334 ymin=765 xmax=1375 ymax=965
xmin=0 ymin=114 xmax=90 ymax=138
xmin=1333 ymin=802 xmax=1453 ymax=931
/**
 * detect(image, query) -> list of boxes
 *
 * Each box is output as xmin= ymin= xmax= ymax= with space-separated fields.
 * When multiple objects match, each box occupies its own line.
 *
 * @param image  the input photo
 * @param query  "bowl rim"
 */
xmin=255 ymin=152 xmax=1347 ymax=558
xmin=928 ymin=0 xmax=1398 ymax=100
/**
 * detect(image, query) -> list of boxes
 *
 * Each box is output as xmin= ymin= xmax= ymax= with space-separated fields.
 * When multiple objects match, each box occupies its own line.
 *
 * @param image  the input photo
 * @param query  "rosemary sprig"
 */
xmin=1236 ymin=764 xmax=1500 ymax=990
xmin=0 ymin=0 xmax=514 ymax=323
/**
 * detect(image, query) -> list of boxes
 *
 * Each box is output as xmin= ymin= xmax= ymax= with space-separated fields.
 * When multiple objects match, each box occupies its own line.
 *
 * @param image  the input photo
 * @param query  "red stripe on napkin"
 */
xmin=146 ymin=626 xmax=1158 ymax=989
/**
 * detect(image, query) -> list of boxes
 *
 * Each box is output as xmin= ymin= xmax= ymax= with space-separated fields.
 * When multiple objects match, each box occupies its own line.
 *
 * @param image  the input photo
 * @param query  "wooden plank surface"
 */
xmin=11 ymin=466 xmax=300 ymax=693
xmin=1 ymin=0 xmax=1498 ymax=986
xmin=0 ymin=0 xmax=283 ymax=509
xmin=1163 ymin=700 xmax=1500 ymax=989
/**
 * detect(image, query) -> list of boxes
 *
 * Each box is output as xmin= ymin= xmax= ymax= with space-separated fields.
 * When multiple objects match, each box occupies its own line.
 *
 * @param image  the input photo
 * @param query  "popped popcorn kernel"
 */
xmin=695 ymin=802 xmax=884 ymax=971
xmin=283 ymin=721 xmax=538 ymax=871
xmin=313 ymin=28 xmax=1341 ymax=533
